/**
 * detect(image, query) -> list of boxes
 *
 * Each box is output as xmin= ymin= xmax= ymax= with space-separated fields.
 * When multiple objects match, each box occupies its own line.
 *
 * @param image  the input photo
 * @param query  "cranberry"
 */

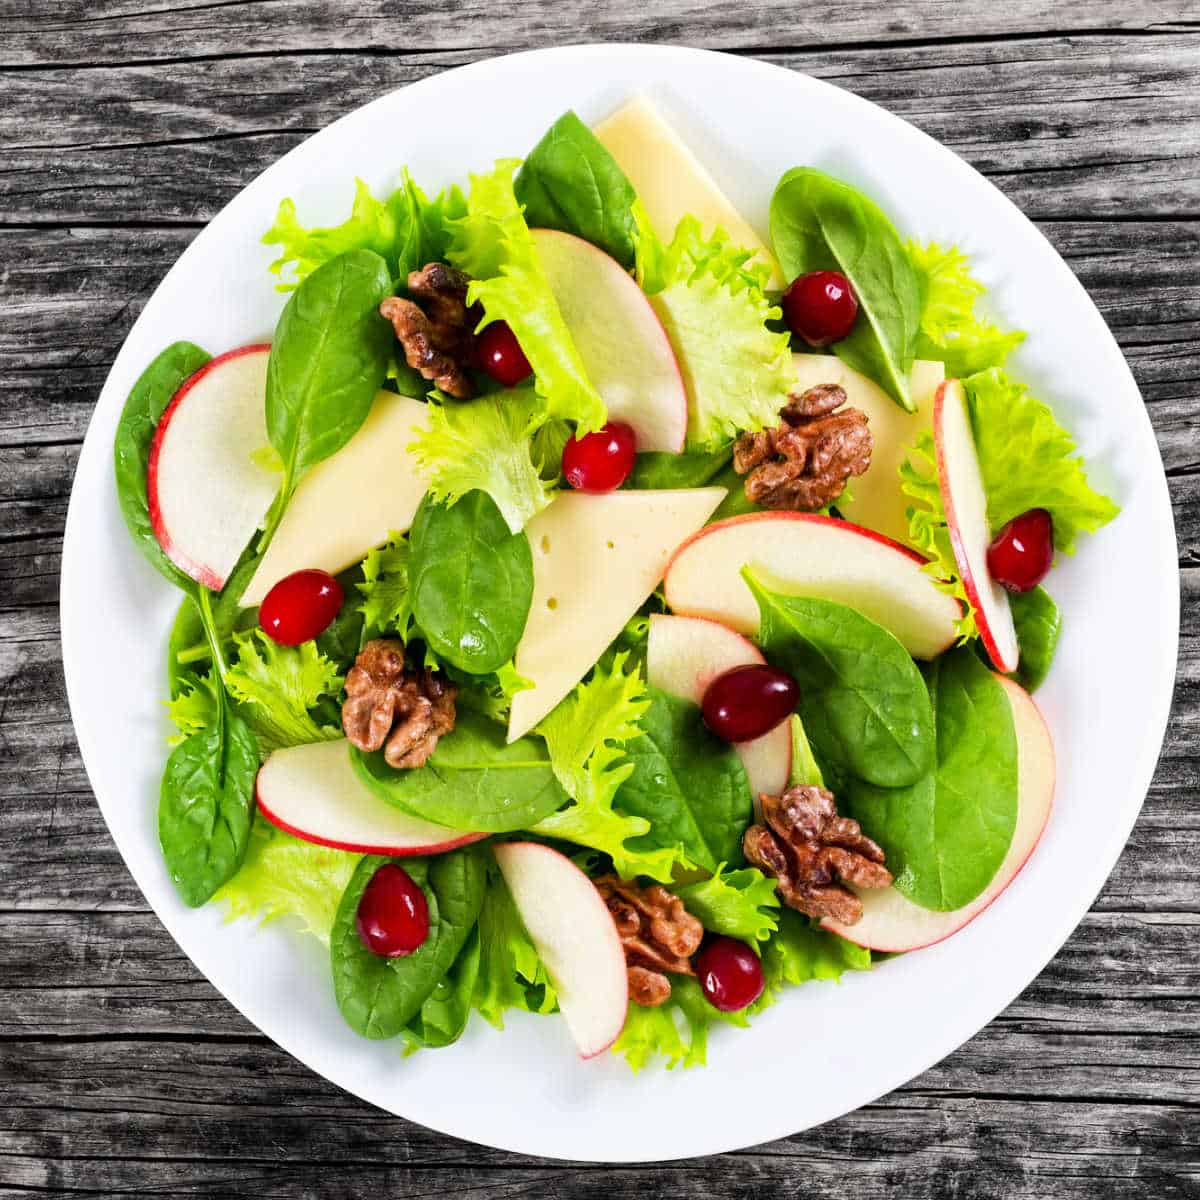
xmin=562 ymin=421 xmax=637 ymax=492
xmin=477 ymin=320 xmax=532 ymax=386
xmin=781 ymin=270 xmax=859 ymax=347
xmin=987 ymin=508 xmax=1054 ymax=593
xmin=702 ymin=664 xmax=799 ymax=743
xmin=259 ymin=569 xmax=343 ymax=646
xmin=697 ymin=936 xmax=764 ymax=1012
xmin=356 ymin=864 xmax=430 ymax=957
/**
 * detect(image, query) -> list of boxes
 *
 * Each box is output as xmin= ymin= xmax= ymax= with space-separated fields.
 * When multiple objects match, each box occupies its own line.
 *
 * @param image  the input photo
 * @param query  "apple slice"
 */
xmin=824 ymin=675 xmax=1054 ymax=951
xmin=147 ymin=344 xmax=278 ymax=591
xmin=493 ymin=841 xmax=628 ymax=1059
xmin=646 ymin=613 xmax=791 ymax=804
xmin=531 ymin=227 xmax=687 ymax=452
xmin=934 ymin=379 xmax=1019 ymax=673
xmin=663 ymin=512 xmax=960 ymax=660
xmin=256 ymin=738 xmax=485 ymax=855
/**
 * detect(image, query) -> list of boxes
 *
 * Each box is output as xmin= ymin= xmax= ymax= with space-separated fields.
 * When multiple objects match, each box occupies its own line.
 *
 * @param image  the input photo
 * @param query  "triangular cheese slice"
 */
xmin=593 ymin=97 xmax=784 ymax=290
xmin=242 ymin=391 xmax=430 ymax=606
xmin=507 ymin=487 xmax=726 ymax=741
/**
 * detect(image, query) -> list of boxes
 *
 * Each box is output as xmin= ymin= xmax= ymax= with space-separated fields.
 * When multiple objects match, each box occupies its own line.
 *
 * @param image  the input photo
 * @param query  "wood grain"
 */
xmin=1 ymin=3 xmax=1197 ymax=1194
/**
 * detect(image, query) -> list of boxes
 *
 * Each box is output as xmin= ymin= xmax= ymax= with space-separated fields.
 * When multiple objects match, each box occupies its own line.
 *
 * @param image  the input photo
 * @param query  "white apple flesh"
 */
xmin=255 ymin=739 xmax=485 ymax=856
xmin=147 ymin=344 xmax=278 ymax=591
xmin=646 ymin=613 xmax=791 ymax=806
xmin=531 ymin=227 xmax=688 ymax=453
xmin=934 ymin=378 xmax=1020 ymax=673
xmin=493 ymin=841 xmax=628 ymax=1059
xmin=663 ymin=512 xmax=961 ymax=660
xmin=823 ymin=675 xmax=1054 ymax=952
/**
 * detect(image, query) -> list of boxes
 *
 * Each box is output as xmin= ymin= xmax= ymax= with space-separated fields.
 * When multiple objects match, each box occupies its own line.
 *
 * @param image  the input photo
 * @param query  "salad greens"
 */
xmin=674 ymin=866 xmax=781 ymax=946
xmin=1008 ymin=586 xmax=1062 ymax=693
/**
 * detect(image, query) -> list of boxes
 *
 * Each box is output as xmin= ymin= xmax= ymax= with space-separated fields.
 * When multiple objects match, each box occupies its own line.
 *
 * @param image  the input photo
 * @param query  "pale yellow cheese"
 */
xmin=593 ymin=96 xmax=784 ymax=290
xmin=792 ymin=354 xmax=945 ymax=545
xmin=507 ymin=487 xmax=727 ymax=741
xmin=242 ymin=391 xmax=430 ymax=606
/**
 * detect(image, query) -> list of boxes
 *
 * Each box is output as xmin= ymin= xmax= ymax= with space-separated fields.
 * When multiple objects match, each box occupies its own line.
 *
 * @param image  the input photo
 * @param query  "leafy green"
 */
xmin=1009 ymin=585 xmax=1062 ymax=693
xmin=515 ymin=110 xmax=638 ymax=265
xmin=770 ymin=168 xmax=921 ymax=411
xmin=788 ymin=713 xmax=825 ymax=788
xmin=403 ymin=929 xmax=482 ymax=1051
xmin=846 ymin=648 xmax=1018 ymax=911
xmin=615 ymin=688 xmax=753 ymax=874
xmin=675 ymin=866 xmax=780 ymax=945
xmin=908 ymin=241 xmax=1025 ymax=376
xmin=113 ymin=341 xmax=211 ymax=590
xmin=613 ymin=975 xmax=749 ymax=1071
xmin=357 ymin=533 xmax=413 ymax=640
xmin=408 ymin=389 xmax=554 ymax=535
xmin=451 ymin=659 xmax=534 ymax=727
xmin=409 ymin=491 xmax=533 ymax=674
xmin=447 ymin=159 xmax=604 ymax=431
xmin=748 ymin=577 xmax=935 ymax=788
xmin=645 ymin=217 xmax=793 ymax=448
xmin=624 ymin=445 xmax=733 ymax=491
xmin=330 ymin=850 xmax=487 ymax=1040
xmin=753 ymin=910 xmax=872 ymax=1010
xmin=352 ymin=712 xmax=568 ymax=833
xmin=165 ymin=668 xmax=221 ymax=743
xmin=314 ymin=567 xmax=366 ymax=670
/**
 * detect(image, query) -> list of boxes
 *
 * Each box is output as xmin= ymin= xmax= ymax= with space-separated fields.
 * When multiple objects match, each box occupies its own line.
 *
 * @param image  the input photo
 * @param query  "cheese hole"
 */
xmin=606 ymin=540 xmax=615 ymax=549
xmin=540 ymin=535 xmax=551 ymax=554
xmin=546 ymin=597 xmax=558 ymax=611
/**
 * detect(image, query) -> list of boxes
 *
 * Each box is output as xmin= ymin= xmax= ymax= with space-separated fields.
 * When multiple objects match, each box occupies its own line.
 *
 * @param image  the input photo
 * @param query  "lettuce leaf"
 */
xmin=529 ymin=654 xmax=682 ymax=882
xmin=357 ymin=531 xmax=413 ymax=639
xmin=753 ymin=910 xmax=873 ymax=1010
xmin=447 ymin=159 xmax=605 ymax=432
xmin=613 ymin=976 xmax=748 ymax=1071
xmin=908 ymin=241 xmax=1025 ymax=377
xmin=675 ymin=865 xmax=780 ymax=945
xmin=645 ymin=217 xmax=793 ymax=448
xmin=453 ymin=659 xmax=534 ymax=726
xmin=165 ymin=669 xmax=221 ymax=743
xmin=407 ymin=389 xmax=554 ymax=535
xmin=474 ymin=869 xmax=557 ymax=1027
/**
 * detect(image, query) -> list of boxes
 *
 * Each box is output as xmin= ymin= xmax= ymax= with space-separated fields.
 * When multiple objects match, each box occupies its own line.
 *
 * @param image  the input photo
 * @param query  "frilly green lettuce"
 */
xmin=675 ymin=865 xmax=780 ymax=945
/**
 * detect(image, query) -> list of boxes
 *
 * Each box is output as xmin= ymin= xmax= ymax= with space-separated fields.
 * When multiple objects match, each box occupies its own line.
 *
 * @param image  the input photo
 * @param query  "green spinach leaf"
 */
xmin=845 ymin=648 xmax=1019 ymax=911
xmin=351 ymin=712 xmax=568 ymax=833
xmin=409 ymin=491 xmax=534 ymax=674
xmin=616 ymin=687 xmax=753 ymax=873
xmin=748 ymin=575 xmax=934 ymax=788
xmin=404 ymin=928 xmax=482 ymax=1050
xmin=770 ymin=168 xmax=921 ymax=411
xmin=330 ymin=850 xmax=487 ymax=1040
xmin=515 ymin=110 xmax=638 ymax=266
xmin=1009 ymin=585 xmax=1062 ymax=693
xmin=624 ymin=445 xmax=733 ymax=491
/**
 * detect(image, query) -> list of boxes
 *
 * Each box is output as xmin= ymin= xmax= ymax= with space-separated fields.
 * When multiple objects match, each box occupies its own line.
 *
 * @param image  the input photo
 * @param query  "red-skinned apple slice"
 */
xmin=256 ymin=739 xmax=485 ymax=856
xmin=147 ymin=343 xmax=278 ymax=591
xmin=646 ymin=613 xmax=791 ymax=803
xmin=493 ymin=841 xmax=628 ymax=1059
xmin=663 ymin=512 xmax=960 ymax=659
xmin=934 ymin=378 xmax=1020 ymax=673
xmin=823 ymin=675 xmax=1054 ymax=952
xmin=531 ymin=227 xmax=688 ymax=452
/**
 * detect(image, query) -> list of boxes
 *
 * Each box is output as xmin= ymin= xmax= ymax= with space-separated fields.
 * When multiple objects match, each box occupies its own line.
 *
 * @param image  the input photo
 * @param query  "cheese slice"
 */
xmin=507 ymin=487 xmax=727 ymax=741
xmin=242 ymin=391 xmax=430 ymax=606
xmin=593 ymin=96 xmax=784 ymax=290
xmin=792 ymin=354 xmax=945 ymax=545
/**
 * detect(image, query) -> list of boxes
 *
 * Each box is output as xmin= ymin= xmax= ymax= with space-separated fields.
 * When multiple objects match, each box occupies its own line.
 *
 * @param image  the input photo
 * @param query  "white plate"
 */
xmin=61 ymin=44 xmax=1179 ymax=1161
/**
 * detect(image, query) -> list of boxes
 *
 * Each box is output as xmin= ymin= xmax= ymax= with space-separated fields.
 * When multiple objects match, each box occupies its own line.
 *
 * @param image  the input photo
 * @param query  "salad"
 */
xmin=112 ymin=97 xmax=1118 ymax=1069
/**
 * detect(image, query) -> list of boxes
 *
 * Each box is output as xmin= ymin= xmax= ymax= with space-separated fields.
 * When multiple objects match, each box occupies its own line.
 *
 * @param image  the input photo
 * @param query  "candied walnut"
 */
xmin=595 ymin=876 xmax=704 ymax=1007
xmin=743 ymin=785 xmax=893 ymax=925
xmin=341 ymin=638 xmax=457 ymax=770
xmin=379 ymin=262 xmax=478 ymax=400
xmin=733 ymin=382 xmax=872 ymax=511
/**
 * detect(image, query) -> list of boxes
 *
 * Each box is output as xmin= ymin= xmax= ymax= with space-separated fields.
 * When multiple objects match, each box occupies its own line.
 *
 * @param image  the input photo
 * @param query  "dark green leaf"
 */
xmin=1009 ymin=585 xmax=1062 ymax=693
xmin=624 ymin=445 xmax=733 ymax=491
xmin=404 ymin=928 xmax=482 ymax=1049
xmin=315 ymin=565 xmax=367 ymax=669
xmin=707 ymin=459 xmax=760 ymax=522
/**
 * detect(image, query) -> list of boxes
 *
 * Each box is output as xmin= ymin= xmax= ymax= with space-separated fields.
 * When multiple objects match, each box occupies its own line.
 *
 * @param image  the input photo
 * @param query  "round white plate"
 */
xmin=61 ymin=44 xmax=1178 ymax=1161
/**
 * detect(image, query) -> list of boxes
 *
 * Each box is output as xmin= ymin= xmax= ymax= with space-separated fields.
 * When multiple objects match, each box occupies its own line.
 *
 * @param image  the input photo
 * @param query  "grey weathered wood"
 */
xmin=1 ymin=3 xmax=1197 ymax=1194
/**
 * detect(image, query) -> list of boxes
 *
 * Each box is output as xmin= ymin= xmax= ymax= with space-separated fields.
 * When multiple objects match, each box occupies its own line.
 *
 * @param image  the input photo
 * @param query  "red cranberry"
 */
xmin=355 ymin=864 xmax=430 ymax=958
xmin=562 ymin=421 xmax=637 ymax=492
xmin=701 ymin=664 xmax=799 ymax=743
xmin=477 ymin=320 xmax=532 ymax=386
xmin=259 ymin=569 xmax=343 ymax=646
xmin=987 ymin=508 xmax=1054 ymax=593
xmin=781 ymin=270 xmax=859 ymax=347
xmin=697 ymin=936 xmax=764 ymax=1012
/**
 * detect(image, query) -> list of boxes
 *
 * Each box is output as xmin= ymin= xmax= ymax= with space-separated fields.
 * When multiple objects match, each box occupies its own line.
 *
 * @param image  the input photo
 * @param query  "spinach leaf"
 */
xmin=330 ymin=850 xmax=487 ymax=1040
xmin=158 ymin=694 xmax=258 ymax=907
xmin=404 ymin=928 xmax=482 ymax=1049
xmin=615 ymin=687 xmax=753 ymax=873
xmin=314 ymin=565 xmax=367 ymax=668
xmin=748 ymin=575 xmax=934 ymax=788
xmin=264 ymin=249 xmax=393 ymax=541
xmin=708 ymin=459 xmax=759 ymax=522
xmin=409 ymin=491 xmax=533 ymax=674
xmin=515 ymin=110 xmax=638 ymax=266
xmin=1009 ymin=585 xmax=1061 ymax=693
xmin=624 ymin=445 xmax=733 ymax=491
xmin=351 ymin=712 xmax=568 ymax=833
xmin=113 ymin=341 xmax=211 ymax=589
xmin=770 ymin=168 xmax=921 ymax=411
xmin=845 ymin=648 xmax=1018 ymax=911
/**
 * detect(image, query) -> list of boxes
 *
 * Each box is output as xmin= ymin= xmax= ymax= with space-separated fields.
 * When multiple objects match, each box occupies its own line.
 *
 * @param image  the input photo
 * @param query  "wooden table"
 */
xmin=2 ymin=3 xmax=1197 ymax=1194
